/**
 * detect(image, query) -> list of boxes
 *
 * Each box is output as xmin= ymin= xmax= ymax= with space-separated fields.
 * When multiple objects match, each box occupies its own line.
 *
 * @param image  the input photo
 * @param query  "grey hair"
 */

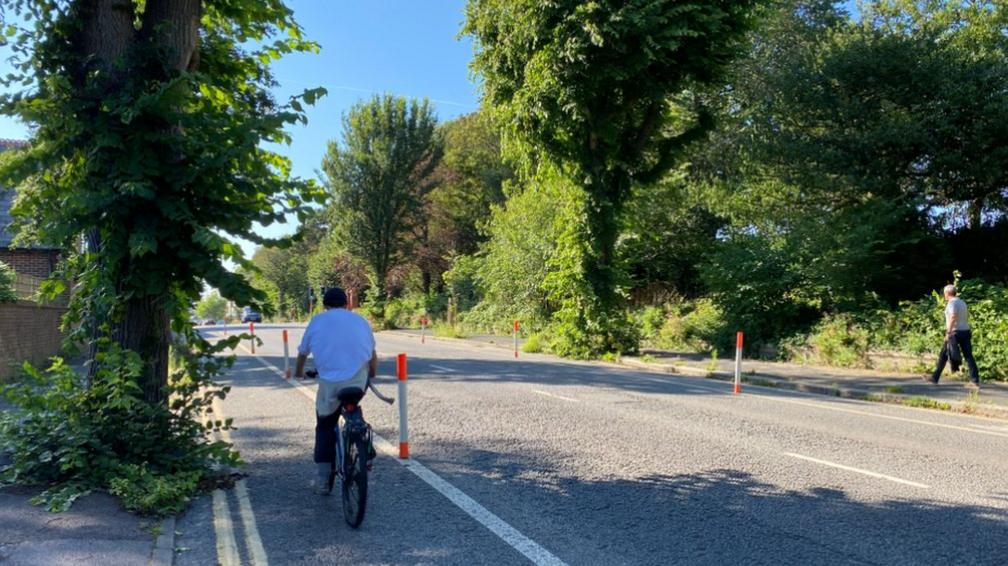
xmin=943 ymin=284 xmax=958 ymax=297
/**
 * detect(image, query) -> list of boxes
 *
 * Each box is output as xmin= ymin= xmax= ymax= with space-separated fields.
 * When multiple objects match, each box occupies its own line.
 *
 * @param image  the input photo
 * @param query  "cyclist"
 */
xmin=289 ymin=287 xmax=377 ymax=495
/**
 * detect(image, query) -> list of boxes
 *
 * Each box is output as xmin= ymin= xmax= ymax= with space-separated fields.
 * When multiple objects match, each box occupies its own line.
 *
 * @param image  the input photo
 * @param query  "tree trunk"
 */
xmin=76 ymin=0 xmax=203 ymax=403
xmin=583 ymin=172 xmax=627 ymax=310
xmin=111 ymin=295 xmax=172 ymax=404
xmin=968 ymin=198 xmax=984 ymax=230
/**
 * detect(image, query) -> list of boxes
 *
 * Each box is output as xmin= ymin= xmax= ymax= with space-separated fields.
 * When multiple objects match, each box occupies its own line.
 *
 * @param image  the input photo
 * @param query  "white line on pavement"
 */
xmin=212 ymin=489 xmax=241 ymax=566
xmin=373 ymin=436 xmax=568 ymax=566
xmin=757 ymin=395 xmax=1008 ymax=439
xmin=430 ymin=364 xmax=457 ymax=373
xmin=783 ymin=452 xmax=931 ymax=489
xmin=531 ymin=389 xmax=580 ymax=403
xmin=238 ymin=346 xmax=569 ymax=566
xmin=213 ymin=395 xmax=270 ymax=566
xmin=234 ymin=481 xmax=270 ymax=566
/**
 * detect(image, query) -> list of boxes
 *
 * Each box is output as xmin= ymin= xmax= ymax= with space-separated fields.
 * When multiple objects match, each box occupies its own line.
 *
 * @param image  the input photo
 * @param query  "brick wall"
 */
xmin=0 ymin=300 xmax=67 ymax=381
xmin=0 ymin=249 xmax=59 ymax=279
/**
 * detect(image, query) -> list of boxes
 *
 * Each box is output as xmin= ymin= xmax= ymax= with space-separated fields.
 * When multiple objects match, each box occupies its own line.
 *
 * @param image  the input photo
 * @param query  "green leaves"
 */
xmin=464 ymin=0 xmax=759 ymax=352
xmin=322 ymin=94 xmax=441 ymax=317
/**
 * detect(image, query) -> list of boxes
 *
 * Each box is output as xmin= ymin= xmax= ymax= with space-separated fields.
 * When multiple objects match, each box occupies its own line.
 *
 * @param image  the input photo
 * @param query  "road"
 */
xmin=177 ymin=323 xmax=1008 ymax=565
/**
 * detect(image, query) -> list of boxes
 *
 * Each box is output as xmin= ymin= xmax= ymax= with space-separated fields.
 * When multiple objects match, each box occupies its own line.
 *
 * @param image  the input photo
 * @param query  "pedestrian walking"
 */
xmin=926 ymin=284 xmax=980 ymax=389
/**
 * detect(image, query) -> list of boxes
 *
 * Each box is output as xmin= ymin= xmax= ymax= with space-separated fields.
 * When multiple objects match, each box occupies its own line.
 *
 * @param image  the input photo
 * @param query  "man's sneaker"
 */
xmin=964 ymin=382 xmax=980 ymax=391
xmin=922 ymin=375 xmax=938 ymax=384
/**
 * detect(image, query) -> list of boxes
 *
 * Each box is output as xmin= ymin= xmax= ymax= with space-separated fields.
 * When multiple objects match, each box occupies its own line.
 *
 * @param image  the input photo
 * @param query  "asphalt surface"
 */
xmin=178 ymin=323 xmax=1008 ymax=565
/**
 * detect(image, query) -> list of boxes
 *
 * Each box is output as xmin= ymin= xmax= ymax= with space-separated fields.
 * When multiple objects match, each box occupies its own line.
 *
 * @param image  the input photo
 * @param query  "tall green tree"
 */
xmin=0 ymin=1 xmax=323 ymax=403
xmin=322 ymin=94 xmax=440 ymax=321
xmin=195 ymin=290 xmax=227 ymax=322
xmin=464 ymin=0 xmax=758 ymax=352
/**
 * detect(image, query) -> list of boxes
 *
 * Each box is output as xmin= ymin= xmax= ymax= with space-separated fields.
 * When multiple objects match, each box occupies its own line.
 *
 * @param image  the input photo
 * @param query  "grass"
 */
xmin=900 ymin=396 xmax=952 ymax=411
xmin=705 ymin=349 xmax=719 ymax=373
xmin=432 ymin=323 xmax=467 ymax=339
xmin=961 ymin=390 xmax=980 ymax=414
xmin=639 ymin=353 xmax=657 ymax=363
xmin=883 ymin=385 xmax=905 ymax=394
xmin=599 ymin=352 xmax=621 ymax=363
xmin=521 ymin=333 xmax=543 ymax=353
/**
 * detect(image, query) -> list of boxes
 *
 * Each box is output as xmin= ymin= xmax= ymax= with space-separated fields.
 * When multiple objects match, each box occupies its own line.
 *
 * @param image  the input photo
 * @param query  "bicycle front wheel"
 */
xmin=341 ymin=433 xmax=369 ymax=528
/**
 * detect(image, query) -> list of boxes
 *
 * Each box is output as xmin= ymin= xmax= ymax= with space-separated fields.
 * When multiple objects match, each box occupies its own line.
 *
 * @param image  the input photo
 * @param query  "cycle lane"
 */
xmin=174 ymin=342 xmax=543 ymax=565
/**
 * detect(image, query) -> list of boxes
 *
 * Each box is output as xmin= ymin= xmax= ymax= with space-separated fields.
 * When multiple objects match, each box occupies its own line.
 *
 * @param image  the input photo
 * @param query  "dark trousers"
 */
xmin=932 ymin=329 xmax=980 ymax=384
xmin=314 ymin=409 xmax=342 ymax=464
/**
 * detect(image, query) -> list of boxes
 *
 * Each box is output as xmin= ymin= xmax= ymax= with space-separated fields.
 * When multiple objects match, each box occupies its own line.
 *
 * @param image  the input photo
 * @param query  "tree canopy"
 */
xmin=464 ymin=0 xmax=759 ymax=353
xmin=321 ymin=94 xmax=440 ymax=322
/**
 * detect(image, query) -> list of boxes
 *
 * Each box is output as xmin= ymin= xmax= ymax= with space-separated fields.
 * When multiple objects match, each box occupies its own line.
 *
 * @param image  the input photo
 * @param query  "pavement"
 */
xmin=0 ymin=403 xmax=174 ymax=566
xmin=3 ymin=323 xmax=1008 ymax=564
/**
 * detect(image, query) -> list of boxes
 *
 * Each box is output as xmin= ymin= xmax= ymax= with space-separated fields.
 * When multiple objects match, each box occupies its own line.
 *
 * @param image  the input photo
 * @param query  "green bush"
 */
xmin=521 ymin=333 xmax=543 ymax=353
xmin=443 ymin=255 xmax=482 ymax=313
xmin=384 ymin=293 xmax=428 ymax=329
xmin=0 ymin=342 xmax=239 ymax=515
xmin=648 ymin=298 xmax=725 ymax=353
xmin=779 ymin=279 xmax=1008 ymax=380
xmin=0 ymin=261 xmax=17 ymax=303
xmin=800 ymin=314 xmax=872 ymax=368
xmin=635 ymin=306 xmax=665 ymax=342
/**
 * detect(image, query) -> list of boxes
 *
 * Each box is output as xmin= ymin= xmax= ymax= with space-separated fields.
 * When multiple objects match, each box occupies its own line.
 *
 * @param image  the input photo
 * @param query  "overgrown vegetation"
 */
xmin=0 ymin=0 xmax=320 ymax=515
xmin=0 ymin=261 xmax=16 ymax=303
xmin=0 ymin=339 xmax=241 ymax=515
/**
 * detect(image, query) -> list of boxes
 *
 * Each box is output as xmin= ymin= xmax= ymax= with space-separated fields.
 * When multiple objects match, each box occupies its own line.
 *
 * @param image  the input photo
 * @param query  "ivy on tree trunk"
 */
xmin=0 ymin=0 xmax=325 ymax=405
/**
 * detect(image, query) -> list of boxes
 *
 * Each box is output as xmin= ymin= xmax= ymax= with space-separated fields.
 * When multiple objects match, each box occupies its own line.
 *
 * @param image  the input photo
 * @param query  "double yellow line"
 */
xmin=211 ymin=396 xmax=270 ymax=566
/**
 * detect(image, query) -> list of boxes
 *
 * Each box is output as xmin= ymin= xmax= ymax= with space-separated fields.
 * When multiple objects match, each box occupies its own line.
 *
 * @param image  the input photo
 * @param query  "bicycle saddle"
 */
xmin=337 ymin=387 xmax=365 ymax=405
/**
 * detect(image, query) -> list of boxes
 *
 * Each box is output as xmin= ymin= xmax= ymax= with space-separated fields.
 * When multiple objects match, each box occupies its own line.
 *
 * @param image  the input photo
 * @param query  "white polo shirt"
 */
xmin=298 ymin=308 xmax=375 ymax=383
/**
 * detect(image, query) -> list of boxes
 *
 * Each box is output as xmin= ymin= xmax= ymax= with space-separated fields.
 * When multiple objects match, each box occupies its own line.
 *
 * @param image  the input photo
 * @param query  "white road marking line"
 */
xmin=213 ymin=396 xmax=270 ymax=566
xmin=430 ymin=364 xmax=456 ymax=373
xmin=373 ymin=436 xmax=568 ymax=566
xmin=234 ymin=480 xmax=269 ymax=566
xmin=783 ymin=452 xmax=930 ymax=489
xmin=212 ymin=489 xmax=241 ymax=566
xmin=242 ymin=348 xmax=568 ymax=566
xmin=756 ymin=395 xmax=1008 ymax=439
xmin=531 ymin=389 xmax=579 ymax=403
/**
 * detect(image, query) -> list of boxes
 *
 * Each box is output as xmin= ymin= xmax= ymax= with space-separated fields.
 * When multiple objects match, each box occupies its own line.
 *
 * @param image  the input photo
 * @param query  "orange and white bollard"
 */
xmin=282 ymin=329 xmax=290 ymax=379
xmin=733 ymin=331 xmax=744 ymax=394
xmin=513 ymin=320 xmax=520 ymax=359
xmin=397 ymin=353 xmax=409 ymax=459
xmin=250 ymin=322 xmax=255 ymax=354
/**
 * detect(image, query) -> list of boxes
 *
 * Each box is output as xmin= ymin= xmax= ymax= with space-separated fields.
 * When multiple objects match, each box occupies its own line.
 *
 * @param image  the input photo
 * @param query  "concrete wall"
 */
xmin=0 ymin=300 xmax=67 ymax=381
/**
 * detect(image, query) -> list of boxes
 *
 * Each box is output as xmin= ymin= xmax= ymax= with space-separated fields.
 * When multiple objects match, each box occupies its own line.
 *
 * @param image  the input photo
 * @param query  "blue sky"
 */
xmin=0 ymin=0 xmax=479 ymax=258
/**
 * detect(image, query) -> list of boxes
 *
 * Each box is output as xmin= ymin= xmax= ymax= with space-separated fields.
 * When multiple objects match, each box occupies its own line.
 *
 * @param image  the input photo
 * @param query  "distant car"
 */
xmin=202 ymin=319 xmax=217 ymax=326
xmin=241 ymin=307 xmax=262 ymax=323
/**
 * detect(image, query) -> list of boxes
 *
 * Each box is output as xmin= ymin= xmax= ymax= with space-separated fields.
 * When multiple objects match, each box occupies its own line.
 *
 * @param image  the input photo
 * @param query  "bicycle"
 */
xmin=306 ymin=369 xmax=394 ymax=528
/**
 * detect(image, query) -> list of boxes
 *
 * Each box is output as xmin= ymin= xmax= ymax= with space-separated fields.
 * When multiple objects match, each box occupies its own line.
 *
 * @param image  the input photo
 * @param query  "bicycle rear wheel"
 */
xmin=341 ymin=433 xmax=368 ymax=527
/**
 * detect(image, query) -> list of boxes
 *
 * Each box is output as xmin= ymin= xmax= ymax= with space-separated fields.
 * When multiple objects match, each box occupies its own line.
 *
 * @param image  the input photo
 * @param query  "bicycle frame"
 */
xmin=331 ymin=375 xmax=393 ymax=476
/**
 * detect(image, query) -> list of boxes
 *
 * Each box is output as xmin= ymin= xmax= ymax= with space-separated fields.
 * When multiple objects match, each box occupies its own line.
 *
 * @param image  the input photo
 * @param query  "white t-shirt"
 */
xmin=945 ymin=297 xmax=970 ymax=331
xmin=298 ymin=308 xmax=375 ymax=383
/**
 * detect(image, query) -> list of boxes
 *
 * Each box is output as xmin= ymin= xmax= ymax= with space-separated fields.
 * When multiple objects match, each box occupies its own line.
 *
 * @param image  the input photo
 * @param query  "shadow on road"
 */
xmin=222 ymin=352 xmax=1007 ymax=565
xmin=238 ymin=352 xmax=729 ymax=399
